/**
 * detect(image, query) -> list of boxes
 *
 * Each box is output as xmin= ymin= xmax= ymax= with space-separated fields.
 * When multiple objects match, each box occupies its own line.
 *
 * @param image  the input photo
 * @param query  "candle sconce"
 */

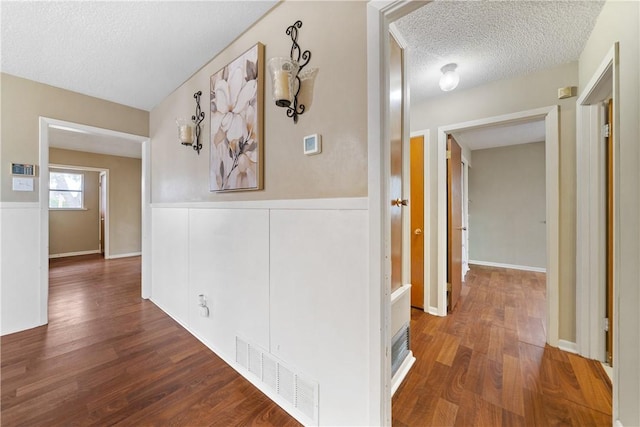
xmin=176 ymin=91 xmax=205 ymax=155
xmin=267 ymin=21 xmax=318 ymax=124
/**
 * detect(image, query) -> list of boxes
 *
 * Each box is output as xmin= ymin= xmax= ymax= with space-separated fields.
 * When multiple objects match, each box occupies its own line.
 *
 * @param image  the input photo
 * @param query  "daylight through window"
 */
xmin=49 ymin=171 xmax=84 ymax=209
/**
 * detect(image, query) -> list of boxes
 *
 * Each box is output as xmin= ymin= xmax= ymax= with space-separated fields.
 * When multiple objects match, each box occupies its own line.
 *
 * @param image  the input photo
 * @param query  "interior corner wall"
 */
xmin=49 ymin=149 xmax=142 ymax=257
xmin=469 ymin=142 xmax=546 ymax=269
xmin=578 ymin=1 xmax=640 ymax=425
xmin=49 ymin=168 xmax=100 ymax=256
xmin=0 ymin=73 xmax=148 ymax=336
xmin=410 ymin=61 xmax=578 ymax=341
xmin=149 ymin=1 xmax=371 ymax=425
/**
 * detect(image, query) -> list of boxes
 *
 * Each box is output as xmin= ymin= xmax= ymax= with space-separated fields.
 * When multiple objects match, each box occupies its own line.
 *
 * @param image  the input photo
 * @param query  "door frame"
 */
xmin=436 ymin=106 xmax=560 ymax=348
xmin=366 ymin=1 xmax=425 ymax=424
xmin=49 ymin=163 xmax=109 ymax=257
xmin=575 ymin=44 xmax=618 ymax=369
xmin=38 ymin=117 xmax=152 ymax=327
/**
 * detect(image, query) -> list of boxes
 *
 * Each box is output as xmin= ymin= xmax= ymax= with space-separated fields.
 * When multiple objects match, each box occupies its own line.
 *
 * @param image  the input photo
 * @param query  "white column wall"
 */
xmin=150 ymin=198 xmax=370 ymax=426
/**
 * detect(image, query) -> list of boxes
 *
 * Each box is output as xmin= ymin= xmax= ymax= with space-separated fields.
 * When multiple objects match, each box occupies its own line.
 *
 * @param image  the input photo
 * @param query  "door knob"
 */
xmin=414 ymin=228 xmax=422 ymax=235
xmin=391 ymin=198 xmax=408 ymax=207
xmin=457 ymin=226 xmax=467 ymax=231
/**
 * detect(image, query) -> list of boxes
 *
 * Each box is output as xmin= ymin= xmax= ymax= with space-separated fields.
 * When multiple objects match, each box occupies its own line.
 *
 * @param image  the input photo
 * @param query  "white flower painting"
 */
xmin=210 ymin=43 xmax=264 ymax=192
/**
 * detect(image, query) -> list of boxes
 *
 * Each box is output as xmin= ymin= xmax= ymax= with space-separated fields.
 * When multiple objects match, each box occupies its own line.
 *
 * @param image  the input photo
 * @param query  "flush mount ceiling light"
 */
xmin=439 ymin=63 xmax=459 ymax=92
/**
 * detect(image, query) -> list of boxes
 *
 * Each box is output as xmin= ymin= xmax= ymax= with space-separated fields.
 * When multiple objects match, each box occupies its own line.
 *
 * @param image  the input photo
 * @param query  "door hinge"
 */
xmin=604 ymin=317 xmax=609 ymax=332
xmin=603 ymin=124 xmax=610 ymax=138
xmin=446 ymin=282 xmax=452 ymax=292
xmin=446 ymin=150 xmax=451 ymax=159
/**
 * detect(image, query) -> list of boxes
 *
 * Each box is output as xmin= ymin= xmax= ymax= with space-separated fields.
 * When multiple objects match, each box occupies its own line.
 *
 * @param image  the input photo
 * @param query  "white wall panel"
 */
xmin=270 ymin=209 xmax=369 ymax=425
xmin=188 ymin=208 xmax=270 ymax=357
xmin=150 ymin=208 xmax=189 ymax=325
xmin=1 ymin=204 xmax=42 ymax=335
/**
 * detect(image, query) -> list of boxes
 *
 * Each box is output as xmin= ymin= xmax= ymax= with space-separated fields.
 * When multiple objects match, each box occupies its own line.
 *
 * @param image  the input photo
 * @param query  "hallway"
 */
xmin=393 ymin=265 xmax=612 ymax=426
xmin=1 ymin=255 xmax=299 ymax=426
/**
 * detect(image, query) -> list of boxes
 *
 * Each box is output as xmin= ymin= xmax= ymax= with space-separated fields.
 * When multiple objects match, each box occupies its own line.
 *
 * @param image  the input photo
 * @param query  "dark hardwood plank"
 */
xmin=1 ymin=254 xmax=300 ymax=426
xmin=393 ymin=265 xmax=612 ymax=426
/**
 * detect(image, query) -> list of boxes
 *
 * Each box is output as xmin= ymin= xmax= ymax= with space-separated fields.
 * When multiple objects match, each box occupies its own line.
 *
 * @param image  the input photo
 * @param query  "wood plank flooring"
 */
xmin=1 ymin=255 xmax=300 ymax=426
xmin=392 ymin=265 xmax=612 ymax=426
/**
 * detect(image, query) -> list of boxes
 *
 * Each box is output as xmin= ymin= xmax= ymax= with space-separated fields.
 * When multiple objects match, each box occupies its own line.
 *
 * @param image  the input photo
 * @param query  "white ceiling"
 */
xmin=1 ymin=1 xmax=278 ymax=111
xmin=49 ymin=127 xmax=142 ymax=159
xmin=452 ymin=120 xmax=546 ymax=152
xmin=394 ymin=0 xmax=605 ymax=103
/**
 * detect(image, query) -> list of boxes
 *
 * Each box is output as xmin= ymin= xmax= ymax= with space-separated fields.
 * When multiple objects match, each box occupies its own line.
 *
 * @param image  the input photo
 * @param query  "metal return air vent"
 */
xmin=391 ymin=323 xmax=410 ymax=377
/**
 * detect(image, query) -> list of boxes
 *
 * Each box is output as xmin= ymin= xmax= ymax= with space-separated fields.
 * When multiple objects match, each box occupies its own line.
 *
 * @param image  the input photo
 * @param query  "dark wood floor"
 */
xmin=2 ymin=257 xmax=612 ymax=426
xmin=1 ymin=255 xmax=300 ymax=426
xmin=392 ymin=265 xmax=612 ymax=426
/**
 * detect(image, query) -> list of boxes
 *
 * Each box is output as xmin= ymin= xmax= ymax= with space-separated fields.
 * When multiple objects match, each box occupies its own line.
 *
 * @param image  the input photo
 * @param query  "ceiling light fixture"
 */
xmin=439 ymin=63 xmax=459 ymax=92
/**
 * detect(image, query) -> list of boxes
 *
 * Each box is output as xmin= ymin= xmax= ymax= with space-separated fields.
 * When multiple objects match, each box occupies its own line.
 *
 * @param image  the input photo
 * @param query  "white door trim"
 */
xmin=39 ymin=117 xmax=151 ymax=322
xmin=436 ymin=106 xmax=560 ymax=348
xmin=576 ymin=44 xmax=617 ymax=363
xmin=367 ymin=1 xmax=427 ymax=425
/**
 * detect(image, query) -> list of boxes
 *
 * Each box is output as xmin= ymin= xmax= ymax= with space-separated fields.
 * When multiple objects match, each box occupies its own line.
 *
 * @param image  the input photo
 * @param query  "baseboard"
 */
xmin=558 ymin=339 xmax=578 ymax=354
xmin=469 ymin=259 xmax=546 ymax=273
xmin=391 ymin=351 xmax=416 ymax=396
xmin=49 ymin=249 xmax=100 ymax=259
xmin=108 ymin=252 xmax=142 ymax=259
xmin=615 ymin=420 xmax=624 ymax=427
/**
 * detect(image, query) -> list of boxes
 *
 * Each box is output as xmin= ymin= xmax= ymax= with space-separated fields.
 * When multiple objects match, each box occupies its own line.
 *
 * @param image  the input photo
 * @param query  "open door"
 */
xmin=447 ymin=135 xmax=463 ymax=311
xmin=605 ymin=98 xmax=613 ymax=366
xmin=410 ymin=136 xmax=424 ymax=308
xmin=99 ymin=172 xmax=106 ymax=257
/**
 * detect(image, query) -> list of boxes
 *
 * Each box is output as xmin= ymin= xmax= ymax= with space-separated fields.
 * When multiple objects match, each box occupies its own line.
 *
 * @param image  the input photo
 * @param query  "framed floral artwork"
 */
xmin=210 ymin=43 xmax=264 ymax=192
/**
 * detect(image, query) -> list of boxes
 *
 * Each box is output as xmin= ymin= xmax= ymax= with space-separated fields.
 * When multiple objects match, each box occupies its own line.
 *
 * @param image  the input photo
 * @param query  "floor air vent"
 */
xmin=235 ymin=337 xmax=319 ymax=425
xmin=391 ymin=322 xmax=410 ymax=377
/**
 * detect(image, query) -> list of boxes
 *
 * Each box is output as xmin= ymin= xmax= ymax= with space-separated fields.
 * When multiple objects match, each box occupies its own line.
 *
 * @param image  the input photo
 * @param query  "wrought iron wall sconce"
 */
xmin=267 ymin=21 xmax=318 ymax=124
xmin=176 ymin=91 xmax=205 ymax=155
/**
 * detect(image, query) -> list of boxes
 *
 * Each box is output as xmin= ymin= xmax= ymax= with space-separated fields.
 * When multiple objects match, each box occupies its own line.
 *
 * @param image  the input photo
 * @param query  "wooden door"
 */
xmin=605 ymin=98 xmax=613 ymax=366
xmin=447 ymin=135 xmax=462 ymax=311
xmin=389 ymin=32 xmax=404 ymax=293
xmin=99 ymin=172 xmax=106 ymax=256
xmin=410 ymin=136 xmax=424 ymax=308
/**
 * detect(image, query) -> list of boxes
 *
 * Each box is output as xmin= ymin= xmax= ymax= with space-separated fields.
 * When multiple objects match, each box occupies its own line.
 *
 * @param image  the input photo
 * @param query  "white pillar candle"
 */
xmin=273 ymin=69 xmax=291 ymax=102
xmin=179 ymin=124 xmax=193 ymax=144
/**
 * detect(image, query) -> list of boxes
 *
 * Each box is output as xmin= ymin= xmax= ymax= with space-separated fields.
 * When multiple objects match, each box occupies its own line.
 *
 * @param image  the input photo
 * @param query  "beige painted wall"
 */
xmin=469 ymin=142 xmax=546 ymax=269
xmin=49 ymin=168 xmax=100 ymax=255
xmin=410 ymin=61 xmax=578 ymax=340
xmin=49 ymin=149 xmax=141 ymax=256
xmin=0 ymin=73 xmax=148 ymax=203
xmin=578 ymin=1 xmax=640 ymax=424
xmin=149 ymin=1 xmax=367 ymax=202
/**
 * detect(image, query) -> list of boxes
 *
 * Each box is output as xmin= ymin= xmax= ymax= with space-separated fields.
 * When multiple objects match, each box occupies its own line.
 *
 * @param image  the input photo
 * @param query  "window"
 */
xmin=49 ymin=172 xmax=84 ymax=209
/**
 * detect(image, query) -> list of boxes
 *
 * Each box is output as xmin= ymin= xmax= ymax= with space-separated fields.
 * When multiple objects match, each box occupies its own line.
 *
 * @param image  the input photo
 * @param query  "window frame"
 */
xmin=48 ymin=171 xmax=86 ymax=210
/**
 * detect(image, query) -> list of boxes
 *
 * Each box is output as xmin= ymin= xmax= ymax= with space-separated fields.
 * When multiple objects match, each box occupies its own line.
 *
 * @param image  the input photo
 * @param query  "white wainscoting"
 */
xmin=0 ymin=203 xmax=44 ymax=335
xmin=150 ymin=198 xmax=369 ymax=426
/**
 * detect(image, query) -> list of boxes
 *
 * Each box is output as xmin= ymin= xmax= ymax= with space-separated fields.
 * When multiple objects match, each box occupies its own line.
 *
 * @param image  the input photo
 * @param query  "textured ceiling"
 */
xmin=1 ymin=1 xmax=278 ymax=111
xmin=394 ymin=0 xmax=605 ymax=103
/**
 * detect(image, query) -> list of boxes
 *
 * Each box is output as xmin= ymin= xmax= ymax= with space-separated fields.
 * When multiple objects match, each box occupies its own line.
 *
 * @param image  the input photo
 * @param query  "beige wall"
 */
xmin=149 ymin=1 xmax=367 ymax=202
xmin=411 ymin=61 xmax=578 ymax=340
xmin=49 ymin=149 xmax=142 ymax=256
xmin=49 ymin=168 xmax=100 ymax=255
xmin=578 ymin=1 xmax=640 ymax=424
xmin=0 ymin=73 xmax=148 ymax=203
xmin=469 ymin=142 xmax=546 ymax=269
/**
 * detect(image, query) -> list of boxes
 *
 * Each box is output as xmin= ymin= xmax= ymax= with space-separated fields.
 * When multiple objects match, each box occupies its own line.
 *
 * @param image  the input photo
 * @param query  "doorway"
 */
xmin=38 ymin=118 xmax=151 ymax=329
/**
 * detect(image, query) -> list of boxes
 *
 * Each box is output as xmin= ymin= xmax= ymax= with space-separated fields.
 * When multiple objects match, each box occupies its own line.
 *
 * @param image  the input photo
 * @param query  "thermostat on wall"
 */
xmin=11 ymin=163 xmax=36 ymax=176
xmin=303 ymin=134 xmax=321 ymax=155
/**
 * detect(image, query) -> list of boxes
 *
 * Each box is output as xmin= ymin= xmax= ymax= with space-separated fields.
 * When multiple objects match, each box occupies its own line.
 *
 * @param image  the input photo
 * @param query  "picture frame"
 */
xmin=210 ymin=43 xmax=265 ymax=192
